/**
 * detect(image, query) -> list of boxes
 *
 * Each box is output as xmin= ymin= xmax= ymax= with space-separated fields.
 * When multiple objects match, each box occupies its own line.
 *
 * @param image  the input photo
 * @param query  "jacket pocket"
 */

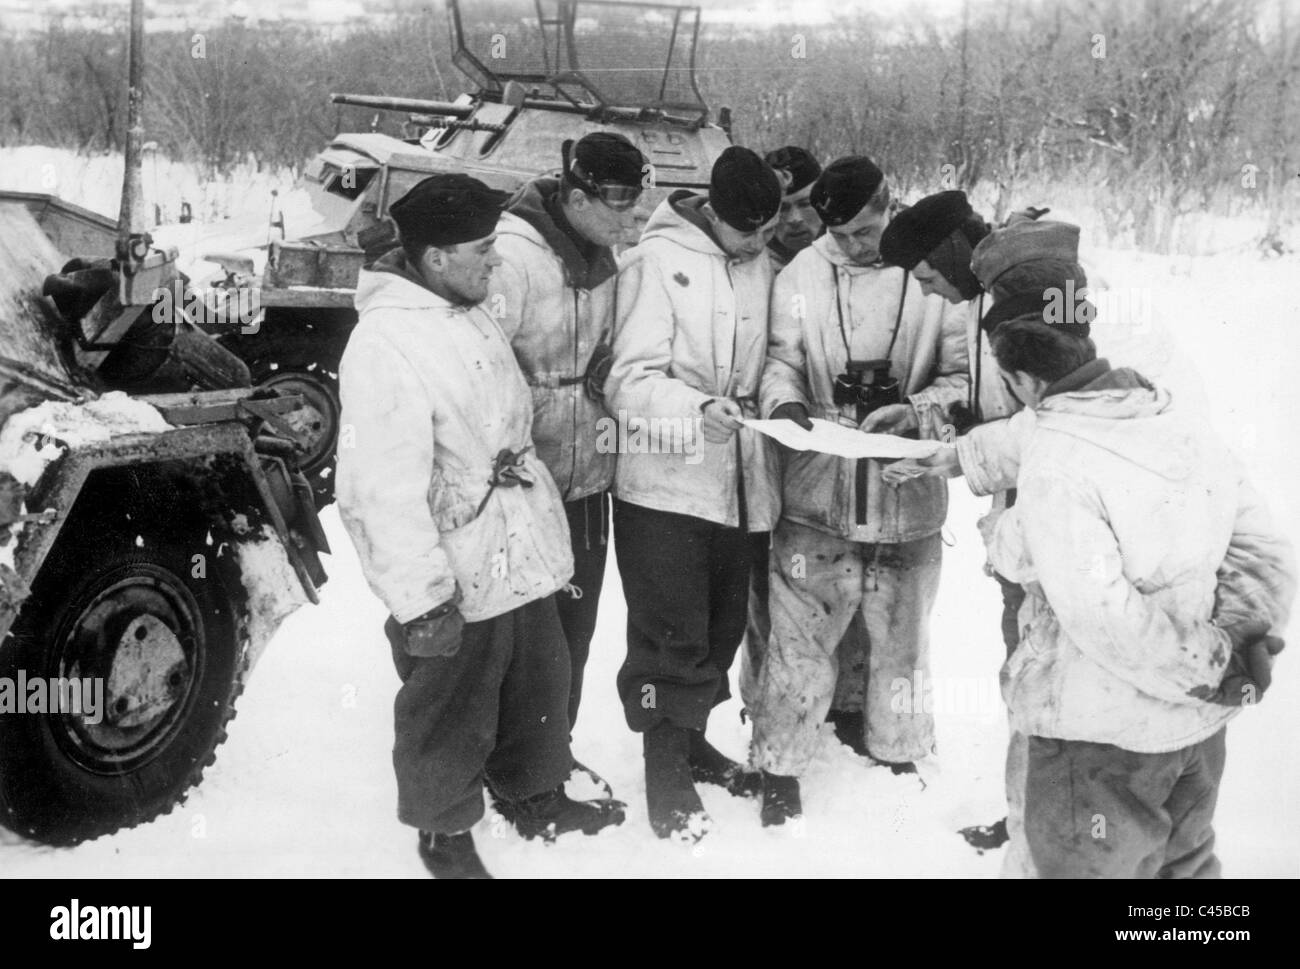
xmin=428 ymin=464 xmax=484 ymax=532
xmin=782 ymin=448 xmax=841 ymax=530
xmin=528 ymin=384 xmax=569 ymax=487
xmin=437 ymin=503 xmax=511 ymax=612
xmin=1018 ymin=603 xmax=1053 ymax=658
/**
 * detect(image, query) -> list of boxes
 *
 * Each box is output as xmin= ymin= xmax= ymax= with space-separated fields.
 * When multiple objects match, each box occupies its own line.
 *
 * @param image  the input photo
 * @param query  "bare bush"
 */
xmin=0 ymin=0 xmax=1294 ymax=253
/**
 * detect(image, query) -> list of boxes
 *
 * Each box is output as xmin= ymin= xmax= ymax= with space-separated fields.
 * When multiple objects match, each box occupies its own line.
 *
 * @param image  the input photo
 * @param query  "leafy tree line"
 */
xmin=1 ymin=0 xmax=1296 ymax=252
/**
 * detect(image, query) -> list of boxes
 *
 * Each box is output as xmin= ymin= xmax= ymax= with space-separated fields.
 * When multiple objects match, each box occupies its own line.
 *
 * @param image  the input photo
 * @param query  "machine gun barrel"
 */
xmin=331 ymin=93 xmax=474 ymax=118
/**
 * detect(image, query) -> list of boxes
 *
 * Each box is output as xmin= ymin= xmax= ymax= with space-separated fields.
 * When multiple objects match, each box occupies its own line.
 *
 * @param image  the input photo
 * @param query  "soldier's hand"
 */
xmin=701 ymin=398 xmax=744 ymax=443
xmin=1222 ymin=618 xmax=1270 ymax=651
xmin=881 ymin=446 xmax=962 ymax=486
xmin=1203 ymin=634 xmax=1284 ymax=707
xmin=584 ymin=343 xmax=614 ymax=402
xmin=770 ymin=402 xmax=813 ymax=431
xmin=859 ymin=403 xmax=919 ymax=436
xmin=403 ymin=605 xmax=465 ymax=658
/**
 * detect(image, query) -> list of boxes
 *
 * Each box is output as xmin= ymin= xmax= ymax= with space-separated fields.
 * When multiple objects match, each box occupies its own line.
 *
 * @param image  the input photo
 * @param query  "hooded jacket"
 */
xmin=605 ymin=191 xmax=779 ymax=531
xmin=336 ymin=250 xmax=573 ymax=624
xmin=761 ymin=233 xmax=972 ymax=542
xmin=489 ymin=177 xmax=619 ymax=503
xmin=988 ymin=363 xmax=1295 ymax=752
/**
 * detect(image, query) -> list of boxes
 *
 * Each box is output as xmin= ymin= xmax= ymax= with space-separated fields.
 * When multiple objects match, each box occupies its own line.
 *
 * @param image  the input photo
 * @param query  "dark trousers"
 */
xmin=613 ymin=499 xmax=751 ymax=732
xmin=555 ymin=491 xmax=609 ymax=731
xmin=737 ymin=532 xmax=774 ymax=709
xmin=994 ymin=571 xmax=1026 ymax=659
xmin=385 ymin=595 xmax=573 ymax=834
xmin=995 ymin=488 xmax=1026 ymax=659
xmin=1024 ymin=729 xmax=1227 ymax=878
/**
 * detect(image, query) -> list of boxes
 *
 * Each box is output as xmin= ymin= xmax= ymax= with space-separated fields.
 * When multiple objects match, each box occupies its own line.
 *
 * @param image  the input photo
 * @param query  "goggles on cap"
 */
xmin=567 ymin=159 xmax=642 ymax=212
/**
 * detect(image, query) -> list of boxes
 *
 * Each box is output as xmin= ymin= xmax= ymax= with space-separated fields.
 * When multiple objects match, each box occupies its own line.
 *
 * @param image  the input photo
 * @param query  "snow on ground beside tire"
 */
xmin=233 ymin=527 xmax=312 ymax=671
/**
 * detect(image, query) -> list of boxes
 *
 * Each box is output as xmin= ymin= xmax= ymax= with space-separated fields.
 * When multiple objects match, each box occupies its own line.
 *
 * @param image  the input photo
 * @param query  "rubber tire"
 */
xmin=224 ymin=332 xmax=344 ymax=509
xmin=0 ymin=522 xmax=249 ymax=846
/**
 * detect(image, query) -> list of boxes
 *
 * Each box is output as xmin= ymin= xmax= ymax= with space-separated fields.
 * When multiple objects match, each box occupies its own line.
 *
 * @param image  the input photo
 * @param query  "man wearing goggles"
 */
xmin=566 ymin=156 xmax=642 ymax=213
xmin=488 ymin=132 xmax=647 ymax=804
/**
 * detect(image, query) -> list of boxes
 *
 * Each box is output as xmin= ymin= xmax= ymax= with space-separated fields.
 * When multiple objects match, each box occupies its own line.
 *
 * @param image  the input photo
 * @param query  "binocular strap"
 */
xmin=855 ymin=457 xmax=868 ymax=525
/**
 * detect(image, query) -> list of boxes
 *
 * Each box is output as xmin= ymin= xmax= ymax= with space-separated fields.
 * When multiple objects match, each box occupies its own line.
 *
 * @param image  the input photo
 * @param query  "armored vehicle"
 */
xmin=188 ymin=0 xmax=733 ymax=505
xmin=0 ymin=205 xmax=328 ymax=848
xmin=0 ymin=3 xmax=327 ymax=846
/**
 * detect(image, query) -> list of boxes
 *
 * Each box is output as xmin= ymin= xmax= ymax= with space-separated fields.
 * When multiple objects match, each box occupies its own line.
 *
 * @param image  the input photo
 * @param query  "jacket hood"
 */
xmin=1036 ymin=363 xmax=1194 ymax=480
xmin=501 ymin=176 xmax=617 ymax=290
xmin=641 ymin=190 xmax=728 ymax=256
xmin=355 ymin=248 xmax=449 ymax=315
xmin=811 ymin=232 xmax=891 ymax=274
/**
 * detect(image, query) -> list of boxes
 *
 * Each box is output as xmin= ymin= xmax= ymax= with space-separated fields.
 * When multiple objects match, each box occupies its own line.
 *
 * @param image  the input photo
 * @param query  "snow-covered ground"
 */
xmin=2 ymin=149 xmax=1298 ymax=877
xmin=3 ymin=245 xmax=1298 ymax=877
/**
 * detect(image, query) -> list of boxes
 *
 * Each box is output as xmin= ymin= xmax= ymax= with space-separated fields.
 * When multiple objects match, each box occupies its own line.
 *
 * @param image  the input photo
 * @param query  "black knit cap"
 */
xmin=709 ymin=146 xmax=782 ymax=231
xmin=810 ymin=156 xmax=885 ymax=226
xmin=564 ymin=131 xmax=646 ymax=188
xmin=879 ymin=191 xmax=975 ymax=270
xmin=764 ymin=145 xmax=822 ymax=196
xmin=389 ymin=173 xmax=510 ymax=248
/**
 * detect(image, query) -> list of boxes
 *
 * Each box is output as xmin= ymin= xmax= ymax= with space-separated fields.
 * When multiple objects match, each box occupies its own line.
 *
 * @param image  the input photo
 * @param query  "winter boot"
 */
xmin=688 ymin=729 xmax=762 ymax=798
xmin=959 ymin=816 xmax=1009 ymax=853
xmin=417 ymin=830 xmax=492 ymax=879
xmin=567 ymin=758 xmax=615 ymax=801
xmin=760 ymin=771 xmax=803 ymax=827
xmin=826 ymin=709 xmax=869 ymax=757
xmin=496 ymin=785 xmax=626 ymax=843
xmin=644 ymin=722 xmax=712 ymax=843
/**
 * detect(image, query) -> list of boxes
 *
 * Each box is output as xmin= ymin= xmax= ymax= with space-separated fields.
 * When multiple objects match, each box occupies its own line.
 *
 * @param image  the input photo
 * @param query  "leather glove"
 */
xmin=770 ymin=402 xmax=813 ymax=431
xmin=948 ymin=402 xmax=978 ymax=435
xmin=1204 ymin=634 xmax=1285 ymax=707
xmin=402 ymin=602 xmax=465 ymax=658
xmin=584 ymin=343 xmax=614 ymax=402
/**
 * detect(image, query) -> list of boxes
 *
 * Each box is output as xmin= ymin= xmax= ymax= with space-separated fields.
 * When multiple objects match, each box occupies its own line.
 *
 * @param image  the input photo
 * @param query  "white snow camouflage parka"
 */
xmin=605 ymin=191 xmax=779 ymax=531
xmin=336 ymin=252 xmax=574 ymax=624
xmin=489 ymin=177 xmax=619 ymax=502
xmin=760 ymin=234 xmax=972 ymax=542
xmin=987 ymin=365 xmax=1296 ymax=752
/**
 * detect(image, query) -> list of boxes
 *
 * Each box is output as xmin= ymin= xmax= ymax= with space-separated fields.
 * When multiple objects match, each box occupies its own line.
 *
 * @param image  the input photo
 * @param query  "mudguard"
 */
xmin=1 ymin=415 xmax=327 ymax=645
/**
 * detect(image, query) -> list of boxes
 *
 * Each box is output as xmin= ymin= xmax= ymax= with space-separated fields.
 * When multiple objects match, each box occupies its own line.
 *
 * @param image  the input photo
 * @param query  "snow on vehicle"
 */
xmin=0 ymin=1 xmax=327 ymax=846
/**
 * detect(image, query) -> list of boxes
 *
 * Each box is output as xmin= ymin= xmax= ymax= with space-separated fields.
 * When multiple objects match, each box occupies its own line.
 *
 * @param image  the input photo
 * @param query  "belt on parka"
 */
xmin=474 ymin=446 xmax=536 ymax=518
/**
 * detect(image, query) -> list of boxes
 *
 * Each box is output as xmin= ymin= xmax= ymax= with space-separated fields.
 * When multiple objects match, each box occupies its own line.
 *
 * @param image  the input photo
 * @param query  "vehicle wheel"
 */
xmin=252 ymin=363 xmax=340 ymax=508
xmin=0 ymin=521 xmax=249 ymax=846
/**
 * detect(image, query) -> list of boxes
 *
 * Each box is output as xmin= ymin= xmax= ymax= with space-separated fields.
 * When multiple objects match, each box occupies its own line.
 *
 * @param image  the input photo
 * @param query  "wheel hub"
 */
xmin=103 ymin=614 xmax=190 ymax=730
xmin=258 ymin=370 xmax=339 ymax=475
xmin=50 ymin=567 xmax=205 ymax=772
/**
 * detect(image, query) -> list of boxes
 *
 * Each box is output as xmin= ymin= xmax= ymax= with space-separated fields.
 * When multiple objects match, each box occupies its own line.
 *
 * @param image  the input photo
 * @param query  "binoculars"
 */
xmin=832 ymin=358 xmax=901 ymax=417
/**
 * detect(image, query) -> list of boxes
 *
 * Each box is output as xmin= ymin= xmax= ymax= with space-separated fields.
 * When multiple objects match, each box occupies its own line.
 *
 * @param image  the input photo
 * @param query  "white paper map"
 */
xmin=744 ymin=418 xmax=947 ymax=460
